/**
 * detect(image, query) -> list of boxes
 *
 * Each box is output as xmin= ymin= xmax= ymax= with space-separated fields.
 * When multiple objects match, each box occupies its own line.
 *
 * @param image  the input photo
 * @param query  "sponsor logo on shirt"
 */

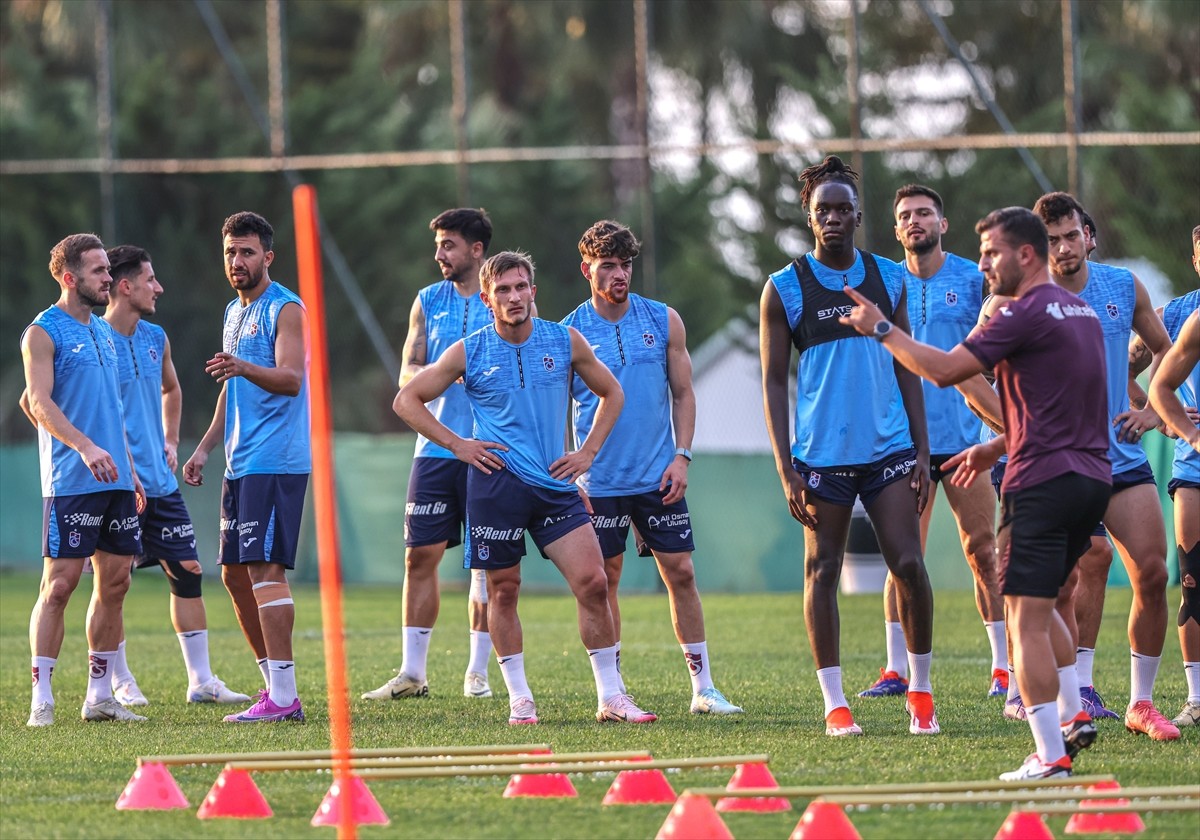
xmin=71 ymin=343 xmax=86 ymax=353
xmin=646 ymin=512 xmax=690 ymax=530
xmin=590 ymin=514 xmax=632 ymax=530
xmin=817 ymin=305 xmax=855 ymax=321
xmin=482 ymin=365 xmax=501 ymax=377
xmin=64 ymin=512 xmax=103 ymax=527
xmin=161 ymin=523 xmax=195 ymax=541
xmin=1045 ymin=301 xmax=1099 ymax=321
xmin=237 ymin=520 xmax=260 ymax=536
xmin=108 ymin=515 xmax=140 ymax=533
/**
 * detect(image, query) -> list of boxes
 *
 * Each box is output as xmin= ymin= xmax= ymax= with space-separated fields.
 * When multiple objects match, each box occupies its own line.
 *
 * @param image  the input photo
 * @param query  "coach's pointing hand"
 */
xmin=839 ymin=285 xmax=886 ymax=335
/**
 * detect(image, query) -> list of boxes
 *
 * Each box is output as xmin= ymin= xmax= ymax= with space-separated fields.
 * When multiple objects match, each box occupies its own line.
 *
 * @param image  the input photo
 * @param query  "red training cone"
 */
xmin=602 ymin=768 xmax=677 ymax=805
xmin=717 ymin=761 xmax=791 ymax=812
xmin=503 ymin=769 xmax=578 ymax=798
xmin=656 ymin=793 xmax=734 ymax=840
xmin=196 ymin=768 xmax=272 ymax=819
xmin=115 ymin=761 xmax=189 ymax=811
xmin=311 ymin=775 xmax=390 ymax=827
xmin=790 ymin=801 xmax=862 ymax=840
xmin=994 ymin=810 xmax=1055 ymax=840
xmin=1065 ymin=782 xmax=1146 ymax=835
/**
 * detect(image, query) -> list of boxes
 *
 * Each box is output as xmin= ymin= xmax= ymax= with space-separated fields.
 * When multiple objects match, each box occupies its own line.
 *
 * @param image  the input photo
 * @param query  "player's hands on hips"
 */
xmin=1114 ymin=406 xmax=1159 ymax=444
xmin=783 ymin=470 xmax=818 ymax=530
xmin=659 ymin=458 xmax=689 ymax=505
xmin=1163 ymin=406 xmax=1200 ymax=440
xmin=838 ymin=285 xmax=886 ymax=335
xmin=550 ymin=448 xmax=593 ymax=483
xmin=79 ymin=442 xmax=120 ymax=483
xmin=205 ymin=352 xmax=242 ymax=383
xmin=453 ymin=439 xmax=508 ymax=474
xmin=183 ymin=449 xmax=207 ymax=486
xmin=943 ymin=443 xmax=1000 ymax=488
xmin=912 ymin=450 xmax=931 ymax=515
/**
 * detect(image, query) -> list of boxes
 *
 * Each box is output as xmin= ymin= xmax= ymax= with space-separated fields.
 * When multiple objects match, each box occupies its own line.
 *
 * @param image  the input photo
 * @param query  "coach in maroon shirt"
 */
xmin=840 ymin=206 xmax=1110 ymax=781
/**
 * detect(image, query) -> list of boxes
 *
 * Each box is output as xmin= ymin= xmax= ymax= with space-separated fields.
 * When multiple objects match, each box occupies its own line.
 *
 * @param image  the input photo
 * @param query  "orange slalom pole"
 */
xmin=293 ymin=185 xmax=355 ymax=840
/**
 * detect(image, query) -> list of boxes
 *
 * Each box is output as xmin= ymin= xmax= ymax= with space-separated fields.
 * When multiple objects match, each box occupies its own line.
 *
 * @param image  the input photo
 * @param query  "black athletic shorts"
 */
xmin=999 ymin=473 xmax=1111 ymax=599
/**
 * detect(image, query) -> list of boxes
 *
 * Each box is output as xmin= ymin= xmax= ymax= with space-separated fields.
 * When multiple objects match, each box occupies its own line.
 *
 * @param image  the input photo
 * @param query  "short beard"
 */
xmin=77 ymin=286 xmax=107 ymax=308
xmin=906 ymin=235 xmax=939 ymax=256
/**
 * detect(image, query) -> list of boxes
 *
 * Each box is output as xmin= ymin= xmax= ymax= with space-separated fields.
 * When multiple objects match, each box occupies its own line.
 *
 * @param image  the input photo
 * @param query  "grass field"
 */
xmin=1 ymin=568 xmax=1196 ymax=839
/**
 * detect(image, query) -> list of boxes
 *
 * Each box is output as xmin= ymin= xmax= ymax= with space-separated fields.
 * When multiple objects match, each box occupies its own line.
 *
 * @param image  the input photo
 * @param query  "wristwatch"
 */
xmin=872 ymin=320 xmax=893 ymax=341
xmin=674 ymin=447 xmax=693 ymax=462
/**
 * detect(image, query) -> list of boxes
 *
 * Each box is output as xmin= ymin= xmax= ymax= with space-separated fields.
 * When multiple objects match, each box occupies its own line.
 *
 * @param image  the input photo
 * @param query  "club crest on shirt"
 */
xmin=148 ymin=347 xmax=159 ymax=362
xmin=1105 ymin=303 xmax=1119 ymax=320
xmin=542 ymin=355 xmax=555 ymax=372
xmin=643 ymin=331 xmax=656 ymax=347
xmin=247 ymin=322 xmax=259 ymax=336
xmin=945 ymin=291 xmax=958 ymax=306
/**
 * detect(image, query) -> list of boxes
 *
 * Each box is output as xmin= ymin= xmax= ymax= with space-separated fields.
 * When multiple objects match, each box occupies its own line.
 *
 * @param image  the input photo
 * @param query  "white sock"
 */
xmin=402 ymin=626 xmax=432 ymax=682
xmin=267 ymin=659 xmax=297 ymax=706
xmin=885 ymin=622 xmax=908 ymax=677
xmin=86 ymin=650 xmax=117 ymax=704
xmin=1076 ymin=647 xmax=1096 ymax=687
xmin=177 ymin=630 xmax=214 ymax=687
xmin=111 ymin=640 xmax=135 ymax=685
xmin=1057 ymin=664 xmax=1083 ymax=723
xmin=816 ymin=666 xmax=848 ymax=717
xmin=985 ymin=621 xmax=1008 ymax=671
xmin=587 ymin=644 xmax=623 ymax=702
xmin=1027 ymin=701 xmax=1067 ymax=763
xmin=1130 ymin=650 xmax=1160 ymax=705
xmin=257 ymin=657 xmax=270 ymax=689
xmin=614 ymin=640 xmax=626 ymax=693
xmin=1185 ymin=662 xmax=1200 ymax=704
xmin=467 ymin=630 xmax=491 ymax=676
xmin=498 ymin=651 xmax=531 ymax=701
xmin=31 ymin=656 xmax=55 ymax=706
xmin=907 ymin=650 xmax=932 ymax=694
xmin=681 ymin=641 xmax=714 ymax=694
xmin=1007 ymin=664 xmax=1020 ymax=702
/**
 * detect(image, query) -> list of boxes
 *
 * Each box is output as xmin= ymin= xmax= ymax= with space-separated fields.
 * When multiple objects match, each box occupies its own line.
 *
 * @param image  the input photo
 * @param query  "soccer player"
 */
xmin=363 ymin=208 xmax=496 ymax=702
xmin=395 ymin=250 xmax=656 ymax=726
xmin=183 ymin=211 xmax=310 ymax=723
xmin=859 ymin=185 xmax=1006 ymax=700
xmin=1034 ymin=192 xmax=1179 ymax=740
xmin=101 ymin=245 xmax=252 ymax=705
xmin=23 ymin=233 xmax=146 ymax=726
xmin=562 ymin=220 xmax=742 ymax=715
xmin=759 ymin=155 xmax=939 ymax=737
xmin=841 ymin=205 xmax=1109 ymax=780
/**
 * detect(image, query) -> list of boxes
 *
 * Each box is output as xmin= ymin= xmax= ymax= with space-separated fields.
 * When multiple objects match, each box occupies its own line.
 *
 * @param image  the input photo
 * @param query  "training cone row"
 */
xmin=717 ymin=762 xmax=791 ymax=812
xmin=115 ymin=762 xmax=189 ymax=811
xmin=1065 ymin=782 xmax=1146 ymax=835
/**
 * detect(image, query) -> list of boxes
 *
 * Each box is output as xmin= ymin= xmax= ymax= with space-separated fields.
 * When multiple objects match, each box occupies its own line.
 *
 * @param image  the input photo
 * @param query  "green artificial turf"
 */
xmin=1 ymin=569 xmax=1195 ymax=839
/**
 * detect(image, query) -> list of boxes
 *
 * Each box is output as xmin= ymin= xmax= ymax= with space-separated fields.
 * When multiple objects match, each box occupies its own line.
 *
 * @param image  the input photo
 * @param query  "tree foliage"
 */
xmin=2 ymin=0 xmax=1196 ymax=441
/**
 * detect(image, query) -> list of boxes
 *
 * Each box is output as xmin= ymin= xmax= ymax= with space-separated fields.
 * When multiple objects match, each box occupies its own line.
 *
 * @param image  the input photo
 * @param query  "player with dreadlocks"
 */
xmin=760 ymin=155 xmax=939 ymax=736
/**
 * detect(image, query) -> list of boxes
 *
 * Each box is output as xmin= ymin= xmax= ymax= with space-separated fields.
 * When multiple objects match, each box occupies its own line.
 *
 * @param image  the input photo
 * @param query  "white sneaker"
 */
xmin=188 ymin=676 xmax=252 ymax=704
xmin=361 ymin=670 xmax=428 ymax=700
xmin=690 ymin=687 xmax=744 ymax=715
xmin=82 ymin=697 xmax=148 ymax=722
xmin=509 ymin=695 xmax=539 ymax=725
xmin=113 ymin=678 xmax=149 ymax=707
xmin=27 ymin=702 xmax=54 ymax=727
xmin=463 ymin=671 xmax=492 ymax=698
xmin=998 ymin=753 xmax=1072 ymax=781
xmin=597 ymin=693 xmax=658 ymax=723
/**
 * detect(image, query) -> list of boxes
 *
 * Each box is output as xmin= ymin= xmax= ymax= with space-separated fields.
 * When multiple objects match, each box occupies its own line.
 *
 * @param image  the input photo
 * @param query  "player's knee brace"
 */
xmin=469 ymin=568 xmax=488 ymax=605
xmin=1178 ymin=543 xmax=1200 ymax=625
xmin=163 ymin=559 xmax=204 ymax=599
xmin=252 ymin=580 xmax=294 ymax=609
